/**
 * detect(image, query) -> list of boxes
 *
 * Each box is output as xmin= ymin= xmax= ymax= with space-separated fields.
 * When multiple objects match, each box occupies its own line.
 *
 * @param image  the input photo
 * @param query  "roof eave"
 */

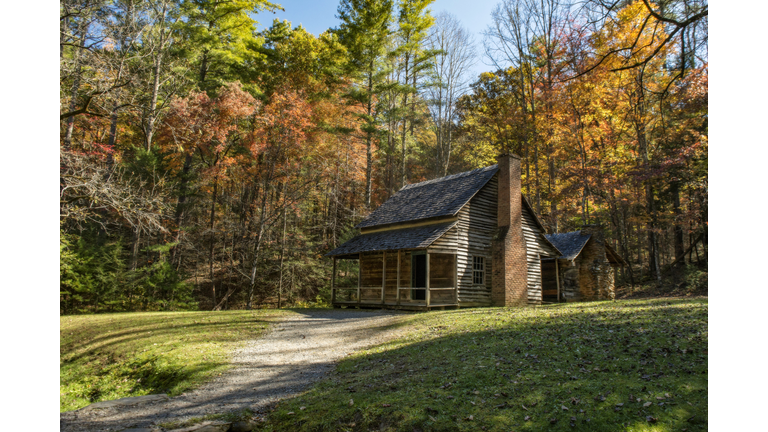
xmin=521 ymin=195 xmax=562 ymax=257
xmin=604 ymin=242 xmax=628 ymax=266
xmin=447 ymin=166 xmax=500 ymax=218
xmin=357 ymin=215 xmax=458 ymax=233
xmin=325 ymin=221 xmax=458 ymax=257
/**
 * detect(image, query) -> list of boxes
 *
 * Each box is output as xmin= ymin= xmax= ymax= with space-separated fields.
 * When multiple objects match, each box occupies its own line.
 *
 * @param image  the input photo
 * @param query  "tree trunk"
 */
xmin=145 ymin=53 xmax=163 ymax=151
xmin=401 ymin=54 xmax=411 ymax=188
xmin=64 ymin=30 xmax=87 ymax=150
xmin=277 ymin=206 xmax=288 ymax=308
xmin=199 ymin=50 xmax=209 ymax=87
xmin=171 ymin=153 xmax=193 ymax=266
xmin=672 ymin=181 xmax=685 ymax=263
xmin=130 ymin=228 xmax=141 ymax=272
xmin=247 ymin=164 xmax=275 ymax=309
xmin=209 ymin=177 xmax=218 ymax=309
xmin=364 ymin=65 xmax=374 ymax=209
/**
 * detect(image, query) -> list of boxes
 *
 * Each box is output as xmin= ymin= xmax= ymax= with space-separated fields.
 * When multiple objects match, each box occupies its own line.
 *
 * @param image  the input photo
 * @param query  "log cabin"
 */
xmin=326 ymin=154 xmax=563 ymax=310
xmin=542 ymin=226 xmax=627 ymax=302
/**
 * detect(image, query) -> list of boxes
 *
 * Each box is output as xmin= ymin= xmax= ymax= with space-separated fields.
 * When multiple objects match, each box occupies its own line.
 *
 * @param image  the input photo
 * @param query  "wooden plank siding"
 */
xmin=385 ymin=252 xmax=398 ymax=302
xmin=359 ymin=251 xmax=384 ymax=302
xmin=521 ymin=206 xmax=561 ymax=304
xmin=432 ymin=174 xmax=498 ymax=306
xmin=336 ymin=169 xmax=562 ymax=309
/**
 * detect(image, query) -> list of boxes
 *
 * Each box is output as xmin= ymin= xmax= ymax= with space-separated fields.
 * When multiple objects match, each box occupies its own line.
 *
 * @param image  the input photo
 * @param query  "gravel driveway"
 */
xmin=60 ymin=309 xmax=408 ymax=432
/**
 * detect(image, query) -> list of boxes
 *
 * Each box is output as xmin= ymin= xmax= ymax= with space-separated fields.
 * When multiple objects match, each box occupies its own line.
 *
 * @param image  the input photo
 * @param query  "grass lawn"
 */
xmin=60 ymin=309 xmax=288 ymax=412
xmin=264 ymin=298 xmax=707 ymax=432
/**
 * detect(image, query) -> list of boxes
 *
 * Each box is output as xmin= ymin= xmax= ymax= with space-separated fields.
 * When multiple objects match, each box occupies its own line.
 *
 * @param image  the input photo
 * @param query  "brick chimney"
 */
xmin=492 ymin=153 xmax=528 ymax=306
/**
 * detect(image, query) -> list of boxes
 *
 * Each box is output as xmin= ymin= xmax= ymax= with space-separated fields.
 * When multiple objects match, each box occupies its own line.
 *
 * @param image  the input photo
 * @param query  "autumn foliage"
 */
xmin=60 ymin=0 xmax=706 ymax=313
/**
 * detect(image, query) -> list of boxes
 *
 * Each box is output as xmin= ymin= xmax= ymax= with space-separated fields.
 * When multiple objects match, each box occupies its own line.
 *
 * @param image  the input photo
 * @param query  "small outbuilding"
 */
xmin=326 ymin=154 xmax=562 ymax=310
xmin=542 ymin=226 xmax=627 ymax=302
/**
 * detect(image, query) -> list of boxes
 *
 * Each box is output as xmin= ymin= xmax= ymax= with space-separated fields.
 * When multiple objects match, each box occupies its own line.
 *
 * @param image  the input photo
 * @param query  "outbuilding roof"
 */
xmin=326 ymin=221 xmax=457 ymax=257
xmin=545 ymin=231 xmax=627 ymax=265
xmin=544 ymin=231 xmax=592 ymax=261
xmin=356 ymin=165 xmax=499 ymax=229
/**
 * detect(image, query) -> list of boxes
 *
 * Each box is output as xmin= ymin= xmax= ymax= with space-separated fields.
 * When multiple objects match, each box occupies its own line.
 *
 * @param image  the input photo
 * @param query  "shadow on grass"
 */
xmin=61 ymin=312 xmax=282 ymax=364
xmin=60 ymin=310 xmax=285 ymax=413
xmin=60 ymin=308 xmax=408 ymax=431
xmin=265 ymin=299 xmax=708 ymax=432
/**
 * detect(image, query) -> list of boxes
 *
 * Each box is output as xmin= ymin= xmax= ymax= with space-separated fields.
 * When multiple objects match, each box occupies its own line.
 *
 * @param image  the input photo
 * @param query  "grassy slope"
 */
xmin=265 ymin=299 xmax=707 ymax=432
xmin=60 ymin=309 xmax=287 ymax=412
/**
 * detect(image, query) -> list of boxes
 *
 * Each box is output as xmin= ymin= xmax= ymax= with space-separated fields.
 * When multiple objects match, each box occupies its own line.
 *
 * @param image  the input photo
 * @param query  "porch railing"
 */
xmin=331 ymin=251 xmax=458 ymax=308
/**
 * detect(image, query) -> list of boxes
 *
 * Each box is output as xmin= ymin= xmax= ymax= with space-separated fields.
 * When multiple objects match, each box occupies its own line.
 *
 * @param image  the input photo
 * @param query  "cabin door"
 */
xmin=411 ymin=253 xmax=426 ymax=300
xmin=541 ymin=260 xmax=559 ymax=302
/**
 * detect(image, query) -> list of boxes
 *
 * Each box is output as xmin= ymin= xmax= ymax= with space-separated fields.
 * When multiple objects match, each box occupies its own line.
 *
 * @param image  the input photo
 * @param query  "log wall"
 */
xmin=521 ymin=206 xmax=560 ymax=304
xmin=429 ymin=253 xmax=456 ymax=304
xmin=385 ymin=252 xmax=398 ymax=301
xmin=359 ymin=252 xmax=383 ymax=302
xmin=345 ymin=171 xmax=563 ymax=308
xmin=445 ymin=175 xmax=498 ymax=306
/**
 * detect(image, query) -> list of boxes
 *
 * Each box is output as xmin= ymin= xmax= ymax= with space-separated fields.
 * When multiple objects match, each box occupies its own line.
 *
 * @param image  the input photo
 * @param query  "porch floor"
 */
xmin=333 ymin=301 xmax=459 ymax=311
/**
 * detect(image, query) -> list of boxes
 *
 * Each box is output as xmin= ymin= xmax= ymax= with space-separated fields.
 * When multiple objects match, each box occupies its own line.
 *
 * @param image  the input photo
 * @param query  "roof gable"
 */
xmin=356 ymin=165 xmax=499 ymax=229
xmin=544 ymin=231 xmax=591 ymax=261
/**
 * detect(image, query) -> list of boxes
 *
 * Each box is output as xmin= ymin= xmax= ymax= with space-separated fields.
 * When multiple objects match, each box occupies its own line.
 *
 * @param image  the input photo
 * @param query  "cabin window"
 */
xmin=473 ymin=256 xmax=485 ymax=285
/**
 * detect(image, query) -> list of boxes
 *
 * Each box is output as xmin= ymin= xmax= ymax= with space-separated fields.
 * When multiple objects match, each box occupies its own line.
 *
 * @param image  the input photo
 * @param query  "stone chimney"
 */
xmin=578 ymin=224 xmax=614 ymax=300
xmin=491 ymin=153 xmax=528 ymax=306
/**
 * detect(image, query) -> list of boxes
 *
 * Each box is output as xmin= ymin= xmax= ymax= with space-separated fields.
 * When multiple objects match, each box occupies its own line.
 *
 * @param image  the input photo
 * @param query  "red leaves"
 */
xmin=251 ymin=87 xmax=314 ymax=160
xmin=160 ymin=82 xmax=260 ymax=166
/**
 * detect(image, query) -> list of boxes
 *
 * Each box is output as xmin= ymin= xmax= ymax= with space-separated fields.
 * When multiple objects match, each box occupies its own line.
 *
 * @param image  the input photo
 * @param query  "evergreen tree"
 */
xmin=394 ymin=0 xmax=436 ymax=187
xmin=335 ymin=0 xmax=394 ymax=208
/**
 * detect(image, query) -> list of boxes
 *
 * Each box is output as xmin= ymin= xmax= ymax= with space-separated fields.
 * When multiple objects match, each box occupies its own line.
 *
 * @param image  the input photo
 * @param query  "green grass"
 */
xmin=157 ymin=408 xmax=255 ymax=430
xmin=264 ymin=299 xmax=707 ymax=432
xmin=60 ymin=309 xmax=288 ymax=412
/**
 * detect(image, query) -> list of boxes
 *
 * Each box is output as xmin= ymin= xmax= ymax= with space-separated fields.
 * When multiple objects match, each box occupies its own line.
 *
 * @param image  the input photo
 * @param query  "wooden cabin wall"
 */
xmin=430 ymin=224 xmax=458 ymax=251
xmin=360 ymin=251 xmax=383 ymax=302
xmin=385 ymin=252 xmax=398 ymax=301
xmin=451 ymin=175 xmax=498 ymax=306
xmin=428 ymin=253 xmax=456 ymax=304
xmin=521 ymin=206 xmax=560 ymax=305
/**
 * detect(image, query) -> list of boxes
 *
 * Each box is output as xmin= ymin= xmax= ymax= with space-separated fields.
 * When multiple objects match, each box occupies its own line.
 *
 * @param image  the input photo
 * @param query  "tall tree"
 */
xmin=484 ymin=0 xmax=570 ymax=215
xmin=425 ymin=11 xmax=475 ymax=176
xmin=177 ymin=0 xmax=278 ymax=92
xmin=335 ymin=0 xmax=394 ymax=208
xmin=394 ymin=0 xmax=435 ymax=187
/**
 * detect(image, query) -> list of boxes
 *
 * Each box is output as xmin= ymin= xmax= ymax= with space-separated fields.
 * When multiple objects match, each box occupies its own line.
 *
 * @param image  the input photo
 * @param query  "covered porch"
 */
xmin=326 ymin=221 xmax=460 ymax=310
xmin=331 ymin=249 xmax=458 ymax=310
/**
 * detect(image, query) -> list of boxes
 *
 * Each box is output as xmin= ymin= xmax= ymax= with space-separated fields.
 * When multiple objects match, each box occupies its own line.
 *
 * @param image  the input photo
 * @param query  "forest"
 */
xmin=59 ymin=0 xmax=708 ymax=314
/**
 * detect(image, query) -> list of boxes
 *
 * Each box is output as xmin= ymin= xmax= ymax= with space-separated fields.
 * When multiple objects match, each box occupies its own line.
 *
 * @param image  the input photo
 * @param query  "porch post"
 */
xmin=357 ymin=252 xmax=361 ymax=305
xmin=396 ymin=250 xmax=401 ymax=307
xmin=426 ymin=251 xmax=431 ymax=308
xmin=331 ymin=257 xmax=337 ymax=305
xmin=555 ymin=259 xmax=561 ymax=303
xmin=381 ymin=251 xmax=386 ymax=305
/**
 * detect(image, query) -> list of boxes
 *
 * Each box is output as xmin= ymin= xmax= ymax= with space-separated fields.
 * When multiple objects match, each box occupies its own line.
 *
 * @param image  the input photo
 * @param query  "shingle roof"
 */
xmin=326 ymin=221 xmax=457 ymax=257
xmin=544 ymin=231 xmax=591 ymax=260
xmin=356 ymin=165 xmax=499 ymax=229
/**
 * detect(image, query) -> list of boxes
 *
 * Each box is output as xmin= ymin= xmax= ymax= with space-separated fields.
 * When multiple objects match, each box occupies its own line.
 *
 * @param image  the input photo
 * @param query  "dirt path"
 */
xmin=60 ymin=309 xmax=408 ymax=432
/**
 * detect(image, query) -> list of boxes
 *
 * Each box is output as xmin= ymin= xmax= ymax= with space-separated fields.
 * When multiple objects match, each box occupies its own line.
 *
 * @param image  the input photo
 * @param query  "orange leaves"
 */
xmin=252 ymin=87 xmax=313 ymax=161
xmin=159 ymin=82 xmax=260 ymax=161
